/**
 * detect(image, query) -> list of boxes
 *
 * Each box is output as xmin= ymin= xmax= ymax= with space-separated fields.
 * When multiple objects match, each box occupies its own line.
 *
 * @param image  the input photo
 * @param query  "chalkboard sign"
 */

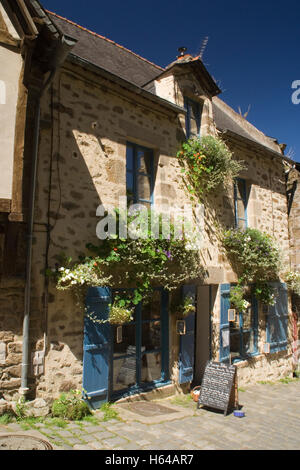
xmin=198 ymin=361 xmax=237 ymax=416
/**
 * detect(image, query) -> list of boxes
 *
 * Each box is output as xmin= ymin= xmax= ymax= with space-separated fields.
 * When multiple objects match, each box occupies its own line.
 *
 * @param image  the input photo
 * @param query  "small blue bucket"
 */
xmin=234 ymin=410 xmax=245 ymax=418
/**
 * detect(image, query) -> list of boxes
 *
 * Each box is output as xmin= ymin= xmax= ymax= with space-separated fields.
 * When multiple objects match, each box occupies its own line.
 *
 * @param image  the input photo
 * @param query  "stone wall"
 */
xmin=2 ymin=57 xmax=293 ymax=401
xmin=288 ymin=168 xmax=300 ymax=270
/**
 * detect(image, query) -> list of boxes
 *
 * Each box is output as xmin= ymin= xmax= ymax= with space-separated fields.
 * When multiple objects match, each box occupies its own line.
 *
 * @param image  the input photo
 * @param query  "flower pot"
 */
xmin=190 ymin=386 xmax=201 ymax=403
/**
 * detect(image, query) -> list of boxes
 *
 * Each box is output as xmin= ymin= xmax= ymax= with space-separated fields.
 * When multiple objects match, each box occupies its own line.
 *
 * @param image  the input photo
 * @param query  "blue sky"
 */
xmin=43 ymin=0 xmax=300 ymax=161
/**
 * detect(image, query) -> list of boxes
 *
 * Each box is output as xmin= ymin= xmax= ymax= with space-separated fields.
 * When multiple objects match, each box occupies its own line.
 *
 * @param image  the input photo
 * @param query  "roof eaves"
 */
xmin=26 ymin=0 xmax=61 ymax=38
xmin=142 ymin=59 xmax=221 ymax=97
xmin=219 ymin=127 xmax=294 ymax=165
xmin=68 ymin=53 xmax=186 ymax=115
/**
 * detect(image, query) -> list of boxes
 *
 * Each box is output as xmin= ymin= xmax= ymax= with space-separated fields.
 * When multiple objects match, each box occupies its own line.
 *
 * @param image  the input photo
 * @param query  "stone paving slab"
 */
xmin=0 ymin=380 xmax=299 ymax=450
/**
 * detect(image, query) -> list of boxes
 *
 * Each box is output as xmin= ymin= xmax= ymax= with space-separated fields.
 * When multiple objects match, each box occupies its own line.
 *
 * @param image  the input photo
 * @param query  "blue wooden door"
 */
xmin=83 ymin=287 xmax=112 ymax=409
xmin=179 ymin=285 xmax=196 ymax=384
xmin=220 ymin=284 xmax=231 ymax=363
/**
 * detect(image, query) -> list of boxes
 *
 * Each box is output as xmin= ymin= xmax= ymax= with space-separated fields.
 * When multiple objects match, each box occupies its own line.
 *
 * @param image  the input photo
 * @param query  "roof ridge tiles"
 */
xmin=46 ymin=10 xmax=164 ymax=72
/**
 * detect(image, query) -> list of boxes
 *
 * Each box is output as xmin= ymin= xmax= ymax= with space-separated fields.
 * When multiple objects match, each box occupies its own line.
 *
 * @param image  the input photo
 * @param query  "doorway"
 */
xmin=110 ymin=288 xmax=169 ymax=399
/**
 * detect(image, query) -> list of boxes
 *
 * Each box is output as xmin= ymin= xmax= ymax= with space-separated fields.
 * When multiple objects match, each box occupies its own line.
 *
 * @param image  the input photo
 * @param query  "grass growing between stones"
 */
xmin=169 ymin=393 xmax=194 ymax=408
xmin=257 ymin=380 xmax=276 ymax=385
xmin=0 ymin=413 xmax=14 ymax=425
xmin=279 ymin=376 xmax=300 ymax=384
xmin=82 ymin=414 xmax=100 ymax=425
xmin=100 ymin=403 xmax=120 ymax=422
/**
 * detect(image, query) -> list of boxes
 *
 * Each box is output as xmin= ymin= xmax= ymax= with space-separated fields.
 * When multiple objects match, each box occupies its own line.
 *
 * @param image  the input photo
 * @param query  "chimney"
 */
xmin=177 ymin=47 xmax=187 ymax=58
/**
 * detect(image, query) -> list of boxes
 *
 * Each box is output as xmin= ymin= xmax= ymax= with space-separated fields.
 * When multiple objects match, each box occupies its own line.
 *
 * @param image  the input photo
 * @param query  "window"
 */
xmin=184 ymin=97 xmax=202 ymax=139
xmin=112 ymin=288 xmax=169 ymax=397
xmin=229 ymin=291 xmax=258 ymax=362
xmin=266 ymin=282 xmax=288 ymax=353
xmin=126 ymin=142 xmax=154 ymax=208
xmin=219 ymin=284 xmax=258 ymax=364
xmin=234 ymin=178 xmax=248 ymax=228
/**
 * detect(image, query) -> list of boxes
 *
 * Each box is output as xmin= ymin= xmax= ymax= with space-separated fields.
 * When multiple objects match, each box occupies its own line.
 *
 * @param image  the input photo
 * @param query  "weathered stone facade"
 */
xmin=287 ymin=166 xmax=300 ymax=370
xmin=0 ymin=3 xmax=296 ymax=403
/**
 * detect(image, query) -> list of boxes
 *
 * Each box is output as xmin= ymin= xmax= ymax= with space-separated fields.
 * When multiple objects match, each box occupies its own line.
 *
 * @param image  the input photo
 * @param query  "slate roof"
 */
xmin=212 ymin=97 xmax=283 ymax=155
xmin=47 ymin=11 xmax=163 ymax=87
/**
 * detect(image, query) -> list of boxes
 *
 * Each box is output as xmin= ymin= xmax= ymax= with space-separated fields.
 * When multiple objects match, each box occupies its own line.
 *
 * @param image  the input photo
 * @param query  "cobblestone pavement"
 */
xmin=0 ymin=380 xmax=300 ymax=450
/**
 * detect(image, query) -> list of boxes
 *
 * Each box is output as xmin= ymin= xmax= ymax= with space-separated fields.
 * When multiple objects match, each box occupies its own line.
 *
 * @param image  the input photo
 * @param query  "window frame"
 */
xmin=126 ymin=141 xmax=154 ymax=207
xmin=229 ymin=292 xmax=259 ymax=363
xmin=184 ymin=97 xmax=202 ymax=139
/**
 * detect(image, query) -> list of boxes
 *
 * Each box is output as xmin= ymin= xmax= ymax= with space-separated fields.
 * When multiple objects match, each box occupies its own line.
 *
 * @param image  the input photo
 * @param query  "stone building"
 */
xmin=287 ymin=163 xmax=300 ymax=371
xmin=0 ymin=1 xmax=296 ymax=406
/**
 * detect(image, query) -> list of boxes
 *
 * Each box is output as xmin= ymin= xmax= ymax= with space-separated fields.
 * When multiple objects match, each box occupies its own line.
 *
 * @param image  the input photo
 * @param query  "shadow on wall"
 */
xmin=30 ymin=70 xmax=166 ymax=396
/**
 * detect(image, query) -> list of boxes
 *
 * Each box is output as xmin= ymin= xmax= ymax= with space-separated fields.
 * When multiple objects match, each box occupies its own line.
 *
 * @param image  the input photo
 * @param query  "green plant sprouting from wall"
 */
xmin=223 ymin=227 xmax=281 ymax=310
xmin=177 ymin=135 xmax=246 ymax=202
xmin=52 ymin=209 xmax=205 ymax=323
xmin=284 ymin=270 xmax=300 ymax=296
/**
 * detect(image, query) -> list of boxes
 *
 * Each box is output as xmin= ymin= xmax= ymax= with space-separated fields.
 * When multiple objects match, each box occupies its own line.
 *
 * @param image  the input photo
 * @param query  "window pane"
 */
xmin=137 ymin=149 xmax=152 ymax=174
xmin=243 ymin=329 xmax=254 ymax=355
xmin=113 ymin=355 xmax=136 ymax=391
xmin=138 ymin=174 xmax=151 ymax=202
xmin=186 ymin=100 xmax=201 ymax=137
xmin=126 ymin=145 xmax=134 ymax=171
xmin=141 ymin=352 xmax=162 ymax=383
xmin=113 ymin=324 xmax=136 ymax=358
xmin=236 ymin=180 xmax=246 ymax=200
xmin=236 ymin=199 xmax=246 ymax=220
xmin=142 ymin=321 xmax=161 ymax=351
xmin=189 ymin=119 xmax=200 ymax=138
xmin=237 ymin=219 xmax=246 ymax=229
xmin=142 ymin=291 xmax=161 ymax=321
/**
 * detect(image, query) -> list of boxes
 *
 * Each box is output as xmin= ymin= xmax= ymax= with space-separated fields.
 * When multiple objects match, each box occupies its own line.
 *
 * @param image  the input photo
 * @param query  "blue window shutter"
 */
xmin=83 ymin=287 xmax=112 ymax=409
xmin=220 ymin=284 xmax=231 ymax=362
xmin=266 ymin=282 xmax=288 ymax=353
xmin=179 ymin=285 xmax=196 ymax=384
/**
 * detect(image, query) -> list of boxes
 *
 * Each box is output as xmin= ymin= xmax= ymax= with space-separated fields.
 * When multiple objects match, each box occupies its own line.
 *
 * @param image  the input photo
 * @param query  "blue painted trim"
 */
xmin=219 ymin=284 xmax=231 ymax=363
xmin=266 ymin=282 xmax=288 ymax=353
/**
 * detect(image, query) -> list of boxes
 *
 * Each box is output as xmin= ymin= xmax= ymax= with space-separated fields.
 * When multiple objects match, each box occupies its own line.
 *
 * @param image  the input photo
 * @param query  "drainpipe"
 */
xmin=19 ymin=35 xmax=76 ymax=398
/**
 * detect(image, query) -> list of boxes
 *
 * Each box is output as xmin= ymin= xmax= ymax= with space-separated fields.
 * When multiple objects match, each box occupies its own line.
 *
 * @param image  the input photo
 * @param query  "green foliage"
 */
xmin=51 ymin=390 xmax=92 ymax=421
xmin=55 ymin=209 xmax=204 ymax=319
xmin=108 ymin=303 xmax=133 ymax=325
xmin=0 ymin=413 xmax=14 ymax=425
xmin=178 ymin=295 xmax=196 ymax=317
xmin=100 ymin=403 xmax=120 ymax=421
xmin=223 ymin=228 xmax=281 ymax=284
xmin=82 ymin=414 xmax=99 ymax=425
xmin=177 ymin=135 xmax=245 ymax=200
xmin=254 ymin=282 xmax=276 ymax=306
xmin=170 ymin=394 xmax=193 ymax=408
xmin=230 ymin=284 xmax=250 ymax=313
xmin=224 ymin=228 xmax=281 ymax=311
xmin=15 ymin=397 xmax=28 ymax=421
xmin=284 ymin=270 xmax=300 ymax=295
xmin=47 ymin=417 xmax=68 ymax=428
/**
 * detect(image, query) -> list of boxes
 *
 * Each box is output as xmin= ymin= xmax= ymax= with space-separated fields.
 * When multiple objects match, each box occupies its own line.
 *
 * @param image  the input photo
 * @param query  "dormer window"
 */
xmin=184 ymin=97 xmax=202 ymax=139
